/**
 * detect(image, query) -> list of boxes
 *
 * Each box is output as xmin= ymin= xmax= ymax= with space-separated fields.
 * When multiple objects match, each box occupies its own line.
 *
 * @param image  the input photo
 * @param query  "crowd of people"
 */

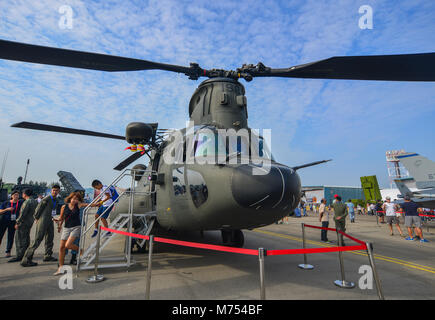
xmin=0 ymin=180 xmax=118 ymax=275
xmin=284 ymin=194 xmax=431 ymax=244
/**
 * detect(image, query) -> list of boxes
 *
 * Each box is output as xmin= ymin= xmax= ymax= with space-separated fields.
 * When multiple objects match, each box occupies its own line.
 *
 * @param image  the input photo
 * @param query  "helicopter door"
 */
xmin=169 ymin=140 xmax=190 ymax=211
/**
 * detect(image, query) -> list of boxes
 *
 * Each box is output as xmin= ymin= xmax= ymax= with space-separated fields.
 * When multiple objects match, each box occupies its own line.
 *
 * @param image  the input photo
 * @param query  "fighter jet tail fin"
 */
xmin=394 ymin=179 xmax=413 ymax=198
xmin=397 ymin=153 xmax=435 ymax=189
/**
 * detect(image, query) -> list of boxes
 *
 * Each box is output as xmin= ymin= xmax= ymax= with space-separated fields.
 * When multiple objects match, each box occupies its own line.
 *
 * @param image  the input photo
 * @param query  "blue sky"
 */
xmin=0 ymin=0 xmax=434 ymax=189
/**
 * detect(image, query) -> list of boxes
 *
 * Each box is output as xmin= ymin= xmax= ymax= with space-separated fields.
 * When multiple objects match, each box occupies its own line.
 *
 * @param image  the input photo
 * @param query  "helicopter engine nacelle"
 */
xmin=126 ymin=122 xmax=154 ymax=145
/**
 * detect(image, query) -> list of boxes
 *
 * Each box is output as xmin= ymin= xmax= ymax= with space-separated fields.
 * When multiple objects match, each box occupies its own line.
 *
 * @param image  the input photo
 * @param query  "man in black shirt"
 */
xmin=400 ymin=196 xmax=428 ymax=243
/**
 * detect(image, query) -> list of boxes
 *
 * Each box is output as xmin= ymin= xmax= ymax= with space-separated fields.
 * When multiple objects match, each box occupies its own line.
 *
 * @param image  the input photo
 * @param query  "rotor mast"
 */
xmin=189 ymin=78 xmax=249 ymax=129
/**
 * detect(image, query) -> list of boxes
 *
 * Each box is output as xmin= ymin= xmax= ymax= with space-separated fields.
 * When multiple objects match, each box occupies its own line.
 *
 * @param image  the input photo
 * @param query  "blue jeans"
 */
xmin=349 ymin=211 xmax=355 ymax=221
xmin=0 ymin=219 xmax=16 ymax=253
xmin=295 ymin=208 xmax=301 ymax=217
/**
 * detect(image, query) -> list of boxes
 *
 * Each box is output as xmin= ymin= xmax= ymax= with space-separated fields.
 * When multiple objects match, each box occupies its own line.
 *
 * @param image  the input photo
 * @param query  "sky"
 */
xmin=0 ymin=0 xmax=434 ymax=189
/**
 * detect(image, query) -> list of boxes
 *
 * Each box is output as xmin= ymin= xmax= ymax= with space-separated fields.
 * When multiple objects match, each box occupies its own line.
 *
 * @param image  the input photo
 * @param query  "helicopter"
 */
xmin=0 ymin=39 xmax=434 ymax=247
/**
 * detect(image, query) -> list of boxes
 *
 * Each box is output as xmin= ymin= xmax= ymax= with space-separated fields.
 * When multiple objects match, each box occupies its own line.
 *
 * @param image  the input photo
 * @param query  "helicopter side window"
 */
xmin=186 ymin=169 xmax=208 ymax=208
xmin=172 ymin=167 xmax=186 ymax=197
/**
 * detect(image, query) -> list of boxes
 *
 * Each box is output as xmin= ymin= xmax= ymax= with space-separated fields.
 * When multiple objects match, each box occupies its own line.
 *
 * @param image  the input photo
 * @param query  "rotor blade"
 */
xmin=11 ymin=121 xmax=125 ymax=140
xmin=252 ymin=53 xmax=435 ymax=81
xmin=113 ymin=152 xmax=144 ymax=171
xmin=293 ymin=159 xmax=332 ymax=171
xmin=0 ymin=39 xmax=196 ymax=75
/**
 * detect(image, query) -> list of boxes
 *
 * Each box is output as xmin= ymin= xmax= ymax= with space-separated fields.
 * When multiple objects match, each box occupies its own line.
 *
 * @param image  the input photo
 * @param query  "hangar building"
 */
xmin=302 ymin=186 xmax=364 ymax=205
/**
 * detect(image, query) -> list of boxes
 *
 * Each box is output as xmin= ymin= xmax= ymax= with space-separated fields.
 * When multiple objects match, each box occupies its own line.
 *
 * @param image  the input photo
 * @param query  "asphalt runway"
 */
xmin=0 ymin=212 xmax=434 ymax=300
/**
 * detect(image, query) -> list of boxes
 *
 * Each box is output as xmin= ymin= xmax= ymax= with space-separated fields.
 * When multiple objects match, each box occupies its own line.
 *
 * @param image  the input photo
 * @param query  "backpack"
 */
xmin=108 ymin=186 xmax=120 ymax=203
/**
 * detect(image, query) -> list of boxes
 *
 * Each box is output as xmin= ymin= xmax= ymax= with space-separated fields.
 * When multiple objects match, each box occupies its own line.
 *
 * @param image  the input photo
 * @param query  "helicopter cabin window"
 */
xmin=172 ymin=167 xmax=186 ymax=197
xmin=187 ymin=169 xmax=208 ymax=208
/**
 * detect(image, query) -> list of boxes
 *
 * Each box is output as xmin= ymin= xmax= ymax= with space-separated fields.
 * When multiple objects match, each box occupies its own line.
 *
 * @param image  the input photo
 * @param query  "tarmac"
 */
xmin=0 ymin=212 xmax=434 ymax=300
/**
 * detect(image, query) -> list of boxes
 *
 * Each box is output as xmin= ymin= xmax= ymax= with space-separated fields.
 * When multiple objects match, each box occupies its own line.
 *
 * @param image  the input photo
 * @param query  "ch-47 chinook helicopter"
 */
xmin=1 ymin=39 xmax=434 ymax=247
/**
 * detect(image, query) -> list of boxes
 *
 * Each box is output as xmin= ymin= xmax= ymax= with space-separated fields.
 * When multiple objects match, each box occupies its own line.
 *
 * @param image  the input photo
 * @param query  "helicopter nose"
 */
xmin=231 ymin=164 xmax=300 ymax=211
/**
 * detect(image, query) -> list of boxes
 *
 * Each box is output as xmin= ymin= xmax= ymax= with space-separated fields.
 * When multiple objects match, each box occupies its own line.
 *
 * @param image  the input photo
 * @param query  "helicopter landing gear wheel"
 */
xmin=221 ymin=229 xmax=244 ymax=248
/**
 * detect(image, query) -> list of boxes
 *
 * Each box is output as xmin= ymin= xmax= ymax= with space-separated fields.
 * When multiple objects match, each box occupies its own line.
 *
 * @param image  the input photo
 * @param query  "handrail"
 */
xmin=82 ymin=189 xmax=127 ymax=236
xmin=77 ymin=167 xmax=157 ymax=273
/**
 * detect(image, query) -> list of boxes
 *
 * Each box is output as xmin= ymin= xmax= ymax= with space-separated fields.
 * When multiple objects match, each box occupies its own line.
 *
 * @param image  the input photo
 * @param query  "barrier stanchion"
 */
xmin=145 ymin=235 xmax=154 ymax=300
xmin=365 ymin=242 xmax=385 ymax=300
xmin=86 ymin=226 xmax=105 ymax=283
xmin=101 ymin=225 xmax=378 ymax=298
xmin=334 ymin=231 xmax=355 ymax=289
xmin=258 ymin=248 xmax=266 ymax=300
xmin=298 ymin=223 xmax=313 ymax=270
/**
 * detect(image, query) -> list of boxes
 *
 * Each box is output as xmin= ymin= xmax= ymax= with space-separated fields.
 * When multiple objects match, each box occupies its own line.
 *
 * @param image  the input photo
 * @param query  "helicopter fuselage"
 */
xmin=111 ymin=78 xmax=302 ymax=233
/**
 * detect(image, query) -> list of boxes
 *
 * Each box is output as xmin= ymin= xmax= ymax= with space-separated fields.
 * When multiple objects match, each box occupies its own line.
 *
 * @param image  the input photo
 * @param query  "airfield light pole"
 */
xmin=23 ymin=159 xmax=30 ymax=184
xmin=0 ymin=148 xmax=10 ymax=187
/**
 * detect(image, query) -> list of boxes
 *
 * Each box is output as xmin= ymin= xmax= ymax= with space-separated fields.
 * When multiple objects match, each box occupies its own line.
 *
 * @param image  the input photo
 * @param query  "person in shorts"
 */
xmin=375 ymin=200 xmax=385 ymax=223
xmin=400 ymin=196 xmax=428 ymax=243
xmin=91 ymin=180 xmax=116 ymax=238
xmin=382 ymin=197 xmax=404 ymax=237
xmin=53 ymin=191 xmax=88 ymax=275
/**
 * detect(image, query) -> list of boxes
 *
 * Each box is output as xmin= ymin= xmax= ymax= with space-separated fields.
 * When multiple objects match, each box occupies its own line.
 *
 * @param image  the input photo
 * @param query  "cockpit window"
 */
xmin=188 ymin=125 xmax=274 ymax=162
xmin=194 ymin=129 xmax=226 ymax=157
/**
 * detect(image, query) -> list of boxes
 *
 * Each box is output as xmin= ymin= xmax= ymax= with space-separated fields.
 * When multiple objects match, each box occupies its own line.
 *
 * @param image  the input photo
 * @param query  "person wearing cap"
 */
xmin=0 ymin=190 xmax=23 ymax=257
xmin=8 ymin=188 xmax=38 ymax=262
xmin=382 ymin=197 xmax=404 ymax=237
xmin=400 ymin=195 xmax=428 ymax=242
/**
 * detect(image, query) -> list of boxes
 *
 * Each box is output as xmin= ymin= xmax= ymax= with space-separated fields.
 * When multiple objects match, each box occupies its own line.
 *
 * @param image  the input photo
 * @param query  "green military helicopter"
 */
xmin=1 ymin=39 xmax=434 ymax=247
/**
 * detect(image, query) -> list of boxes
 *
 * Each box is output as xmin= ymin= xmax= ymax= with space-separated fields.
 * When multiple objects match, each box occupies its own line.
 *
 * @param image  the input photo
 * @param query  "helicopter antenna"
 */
xmin=293 ymin=159 xmax=332 ymax=171
xmin=0 ymin=148 xmax=10 ymax=186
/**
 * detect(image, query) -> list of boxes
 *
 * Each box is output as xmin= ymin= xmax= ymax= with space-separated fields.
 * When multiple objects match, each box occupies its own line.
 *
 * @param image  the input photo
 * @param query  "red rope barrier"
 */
xmin=100 ymin=225 xmax=367 ymax=256
xmin=100 ymin=226 xmax=258 ymax=256
xmin=304 ymin=224 xmax=367 ymax=246
xmin=268 ymin=245 xmax=366 ymax=256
